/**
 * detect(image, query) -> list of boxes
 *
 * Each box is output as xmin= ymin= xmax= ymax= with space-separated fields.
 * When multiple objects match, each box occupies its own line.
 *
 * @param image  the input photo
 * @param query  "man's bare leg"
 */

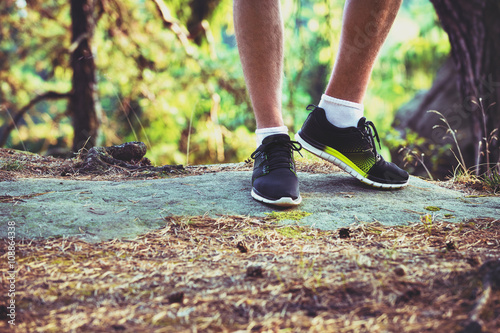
xmin=234 ymin=0 xmax=402 ymax=129
xmin=233 ymin=0 xmax=284 ymax=130
xmin=296 ymin=0 xmax=409 ymax=189
xmin=326 ymin=0 xmax=402 ymax=103
xmin=234 ymin=0 xmax=301 ymax=206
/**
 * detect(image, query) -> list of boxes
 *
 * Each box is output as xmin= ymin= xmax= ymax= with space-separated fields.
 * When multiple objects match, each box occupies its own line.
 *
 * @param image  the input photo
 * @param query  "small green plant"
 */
xmin=424 ymin=206 xmax=441 ymax=212
xmin=430 ymin=108 xmax=500 ymax=191
xmin=296 ymin=256 xmax=323 ymax=290
xmin=429 ymin=110 xmax=467 ymax=174
xmin=421 ymin=213 xmax=434 ymax=235
xmin=0 ymin=159 xmax=26 ymax=171
xmin=272 ymin=267 xmax=284 ymax=285
xmin=450 ymin=164 xmax=477 ymax=184
xmin=482 ymin=169 xmax=500 ymax=193
xmin=399 ymin=147 xmax=434 ymax=180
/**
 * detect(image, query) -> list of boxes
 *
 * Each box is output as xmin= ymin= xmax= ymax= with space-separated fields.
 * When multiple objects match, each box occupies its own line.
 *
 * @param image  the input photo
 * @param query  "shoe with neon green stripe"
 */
xmin=295 ymin=105 xmax=409 ymax=189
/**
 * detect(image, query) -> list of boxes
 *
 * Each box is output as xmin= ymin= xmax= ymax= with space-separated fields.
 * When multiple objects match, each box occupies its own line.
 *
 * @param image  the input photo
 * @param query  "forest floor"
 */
xmin=0 ymin=147 xmax=499 ymax=332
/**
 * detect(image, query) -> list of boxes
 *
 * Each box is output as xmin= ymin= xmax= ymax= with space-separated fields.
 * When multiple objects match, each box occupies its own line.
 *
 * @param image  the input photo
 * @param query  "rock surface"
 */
xmin=1 ymin=169 xmax=498 ymax=242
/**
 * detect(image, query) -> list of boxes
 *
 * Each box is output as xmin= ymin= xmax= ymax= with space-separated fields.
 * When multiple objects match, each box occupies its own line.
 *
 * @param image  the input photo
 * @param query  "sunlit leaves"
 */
xmin=1 ymin=0 xmax=450 ymax=167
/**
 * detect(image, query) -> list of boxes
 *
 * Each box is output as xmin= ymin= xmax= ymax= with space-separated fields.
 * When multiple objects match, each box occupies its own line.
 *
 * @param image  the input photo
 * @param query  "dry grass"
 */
xmin=1 ymin=215 xmax=499 ymax=332
xmin=0 ymin=148 xmax=187 ymax=181
xmin=3 ymin=147 xmax=496 ymax=195
xmin=0 ymin=148 xmax=339 ymax=182
xmin=1 ymin=147 xmax=499 ymax=332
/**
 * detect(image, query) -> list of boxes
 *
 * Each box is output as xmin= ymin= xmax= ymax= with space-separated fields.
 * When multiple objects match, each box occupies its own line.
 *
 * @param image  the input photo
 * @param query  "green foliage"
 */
xmin=1 ymin=0 xmax=450 ymax=168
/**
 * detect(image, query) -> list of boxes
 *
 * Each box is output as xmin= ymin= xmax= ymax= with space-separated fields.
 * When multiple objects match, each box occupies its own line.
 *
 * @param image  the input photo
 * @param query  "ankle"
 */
xmin=255 ymin=126 xmax=289 ymax=146
xmin=318 ymin=94 xmax=363 ymax=128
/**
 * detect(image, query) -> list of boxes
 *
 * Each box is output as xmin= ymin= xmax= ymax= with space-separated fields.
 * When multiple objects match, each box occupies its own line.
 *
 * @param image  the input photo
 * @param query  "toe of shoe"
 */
xmin=367 ymin=160 xmax=409 ymax=184
xmin=252 ymin=169 xmax=300 ymax=201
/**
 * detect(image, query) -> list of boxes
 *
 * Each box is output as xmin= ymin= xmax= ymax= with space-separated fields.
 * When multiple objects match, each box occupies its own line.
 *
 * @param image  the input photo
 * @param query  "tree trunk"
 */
xmin=70 ymin=0 xmax=100 ymax=153
xmin=430 ymin=0 xmax=500 ymax=174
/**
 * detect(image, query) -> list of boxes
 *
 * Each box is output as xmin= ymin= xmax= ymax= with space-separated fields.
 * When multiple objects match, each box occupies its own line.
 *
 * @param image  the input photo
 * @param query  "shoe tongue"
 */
xmin=262 ymin=133 xmax=290 ymax=144
xmin=356 ymin=117 xmax=367 ymax=128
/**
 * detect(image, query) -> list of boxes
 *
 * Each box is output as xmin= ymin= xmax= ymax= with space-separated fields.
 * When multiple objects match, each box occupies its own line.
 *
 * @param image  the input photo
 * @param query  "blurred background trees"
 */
xmin=0 ymin=0 xmax=498 ymax=180
xmin=430 ymin=0 xmax=500 ymax=176
xmin=395 ymin=0 xmax=500 ymax=178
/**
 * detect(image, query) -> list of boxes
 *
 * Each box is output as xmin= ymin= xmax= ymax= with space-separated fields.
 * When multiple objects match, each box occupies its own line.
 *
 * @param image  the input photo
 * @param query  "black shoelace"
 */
xmin=251 ymin=138 xmax=302 ymax=172
xmin=362 ymin=120 xmax=381 ymax=151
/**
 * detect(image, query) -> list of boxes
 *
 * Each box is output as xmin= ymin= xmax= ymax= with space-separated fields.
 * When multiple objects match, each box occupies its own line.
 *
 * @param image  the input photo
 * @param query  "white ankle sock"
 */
xmin=318 ymin=94 xmax=364 ymax=128
xmin=255 ymin=126 xmax=289 ymax=146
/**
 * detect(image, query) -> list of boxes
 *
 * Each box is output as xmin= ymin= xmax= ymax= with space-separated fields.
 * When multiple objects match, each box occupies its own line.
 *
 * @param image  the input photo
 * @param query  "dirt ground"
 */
xmin=1 ymin=148 xmax=499 ymax=332
xmin=1 ymin=215 xmax=499 ymax=332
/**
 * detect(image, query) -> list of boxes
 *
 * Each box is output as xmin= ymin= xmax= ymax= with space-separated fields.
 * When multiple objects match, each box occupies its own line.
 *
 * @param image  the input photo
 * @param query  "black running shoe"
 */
xmin=295 ymin=105 xmax=409 ymax=188
xmin=251 ymin=134 xmax=302 ymax=206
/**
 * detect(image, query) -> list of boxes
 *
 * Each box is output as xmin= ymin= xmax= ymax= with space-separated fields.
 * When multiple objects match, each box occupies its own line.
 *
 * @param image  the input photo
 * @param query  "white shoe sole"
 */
xmin=251 ymin=189 xmax=302 ymax=207
xmin=295 ymin=133 xmax=408 ymax=189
